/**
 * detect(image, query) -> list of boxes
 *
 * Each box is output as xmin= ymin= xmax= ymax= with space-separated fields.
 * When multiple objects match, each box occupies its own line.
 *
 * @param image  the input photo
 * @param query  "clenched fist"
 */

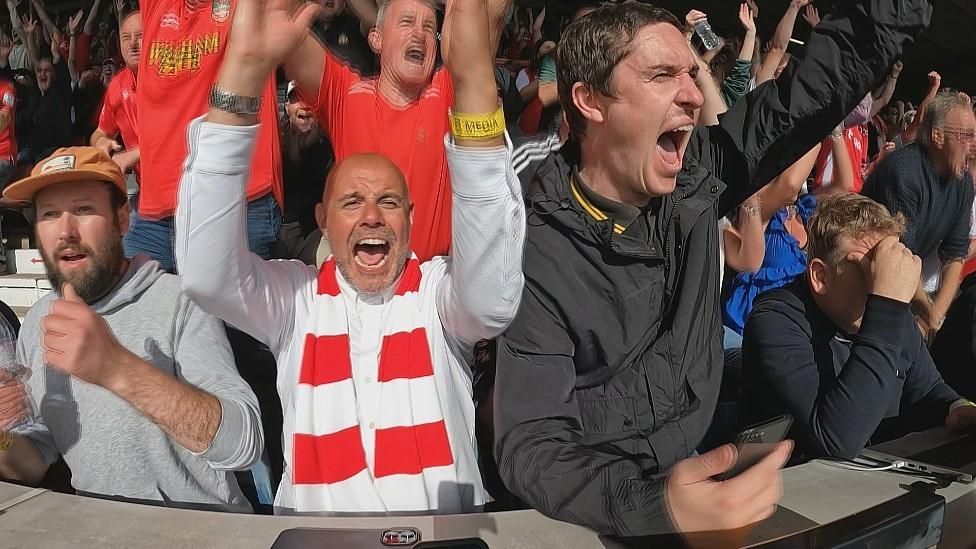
xmin=41 ymin=284 xmax=128 ymax=390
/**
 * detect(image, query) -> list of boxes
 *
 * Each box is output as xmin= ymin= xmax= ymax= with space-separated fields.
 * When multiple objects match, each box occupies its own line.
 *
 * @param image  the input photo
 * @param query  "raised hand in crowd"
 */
xmin=745 ymin=0 xmax=759 ymax=19
xmin=684 ymin=8 xmax=708 ymax=36
xmin=667 ymin=442 xmax=793 ymax=547
xmin=846 ymin=235 xmax=922 ymax=304
xmin=739 ymin=2 xmax=757 ymax=35
xmin=891 ymin=60 xmax=904 ymax=79
xmin=0 ymin=369 xmax=29 ymax=431
xmin=802 ymin=4 xmax=820 ymax=28
xmin=0 ymin=33 xmax=11 ymax=67
xmin=20 ymin=15 xmax=36 ymax=38
xmin=49 ymin=31 xmax=60 ymax=63
xmin=212 ymin=0 xmax=320 ymax=114
xmin=441 ymin=0 xmax=513 ymax=146
xmin=67 ymin=9 xmax=85 ymax=36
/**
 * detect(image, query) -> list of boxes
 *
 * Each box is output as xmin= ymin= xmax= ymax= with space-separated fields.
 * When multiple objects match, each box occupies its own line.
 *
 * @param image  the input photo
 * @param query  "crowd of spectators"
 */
xmin=0 ymin=0 xmax=973 ymax=546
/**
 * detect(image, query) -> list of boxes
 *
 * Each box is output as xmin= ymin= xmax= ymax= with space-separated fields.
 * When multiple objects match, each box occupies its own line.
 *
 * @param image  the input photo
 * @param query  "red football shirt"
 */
xmin=58 ymin=32 xmax=92 ymax=75
xmin=812 ymin=125 xmax=869 ymax=193
xmin=137 ymin=0 xmax=282 ymax=219
xmin=0 ymin=80 xmax=16 ymax=162
xmin=98 ymin=67 xmax=140 ymax=178
xmin=304 ymin=51 xmax=454 ymax=261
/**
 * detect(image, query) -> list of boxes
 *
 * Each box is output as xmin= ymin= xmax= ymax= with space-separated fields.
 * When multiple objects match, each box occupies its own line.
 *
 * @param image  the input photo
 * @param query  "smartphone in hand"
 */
xmin=713 ymin=415 xmax=793 ymax=481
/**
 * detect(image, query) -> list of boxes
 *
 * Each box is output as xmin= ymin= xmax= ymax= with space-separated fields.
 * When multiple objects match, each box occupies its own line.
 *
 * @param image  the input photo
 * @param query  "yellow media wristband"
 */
xmin=0 ymin=430 xmax=12 ymax=452
xmin=449 ymin=107 xmax=506 ymax=140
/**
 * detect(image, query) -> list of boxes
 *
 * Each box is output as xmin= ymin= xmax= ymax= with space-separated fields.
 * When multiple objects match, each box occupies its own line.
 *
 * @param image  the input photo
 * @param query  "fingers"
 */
xmin=672 ymin=443 xmax=737 ymax=484
xmin=293 ymin=1 xmax=322 ymax=31
xmin=743 ymin=469 xmax=784 ymax=524
xmin=721 ymin=440 xmax=792 ymax=497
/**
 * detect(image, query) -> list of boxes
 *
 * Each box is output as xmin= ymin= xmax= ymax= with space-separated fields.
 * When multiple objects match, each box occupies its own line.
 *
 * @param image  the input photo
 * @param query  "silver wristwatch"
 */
xmin=209 ymin=84 xmax=262 ymax=116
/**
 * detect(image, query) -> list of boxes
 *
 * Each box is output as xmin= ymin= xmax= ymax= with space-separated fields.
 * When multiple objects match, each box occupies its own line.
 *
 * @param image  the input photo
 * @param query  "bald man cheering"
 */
xmin=175 ymin=0 xmax=523 ymax=515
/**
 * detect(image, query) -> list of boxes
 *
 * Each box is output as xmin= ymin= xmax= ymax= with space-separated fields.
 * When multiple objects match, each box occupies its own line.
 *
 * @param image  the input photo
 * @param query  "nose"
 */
xmin=676 ymin=72 xmax=705 ymax=112
xmin=56 ymin=213 xmax=80 ymax=242
xmin=359 ymin=200 xmax=383 ymax=227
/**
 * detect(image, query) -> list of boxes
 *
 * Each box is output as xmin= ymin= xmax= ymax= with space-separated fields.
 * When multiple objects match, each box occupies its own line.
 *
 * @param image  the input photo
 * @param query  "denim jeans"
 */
xmin=124 ymin=193 xmax=282 ymax=272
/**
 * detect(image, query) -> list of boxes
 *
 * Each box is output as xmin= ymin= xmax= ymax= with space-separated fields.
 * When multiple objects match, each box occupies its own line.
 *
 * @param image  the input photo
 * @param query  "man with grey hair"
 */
xmin=863 ymin=90 xmax=976 ymax=338
xmin=284 ymin=0 xmax=511 ymax=262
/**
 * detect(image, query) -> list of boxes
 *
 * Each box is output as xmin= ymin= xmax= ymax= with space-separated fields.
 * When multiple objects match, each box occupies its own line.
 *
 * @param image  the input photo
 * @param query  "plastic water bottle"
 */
xmin=0 ymin=331 xmax=32 ymax=429
xmin=694 ymin=21 xmax=721 ymax=52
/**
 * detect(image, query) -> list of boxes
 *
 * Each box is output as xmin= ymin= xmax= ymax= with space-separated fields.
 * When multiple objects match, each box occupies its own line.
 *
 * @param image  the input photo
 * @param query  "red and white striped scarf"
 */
xmin=291 ymin=255 xmax=459 ymax=513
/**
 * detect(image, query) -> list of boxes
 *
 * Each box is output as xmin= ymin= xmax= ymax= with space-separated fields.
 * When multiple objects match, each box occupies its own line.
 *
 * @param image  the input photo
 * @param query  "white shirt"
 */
xmin=922 ymin=195 xmax=976 ymax=293
xmin=175 ymin=118 xmax=526 ymax=513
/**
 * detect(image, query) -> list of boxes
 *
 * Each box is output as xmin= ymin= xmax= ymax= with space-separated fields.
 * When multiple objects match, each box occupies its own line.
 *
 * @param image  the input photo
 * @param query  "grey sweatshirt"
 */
xmin=13 ymin=256 xmax=263 ymax=512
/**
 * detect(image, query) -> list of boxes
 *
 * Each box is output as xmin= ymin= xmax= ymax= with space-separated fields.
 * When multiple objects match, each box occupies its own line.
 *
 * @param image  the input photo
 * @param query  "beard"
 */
xmin=40 ymin=234 xmax=125 ymax=305
xmin=330 ymin=225 xmax=410 ymax=297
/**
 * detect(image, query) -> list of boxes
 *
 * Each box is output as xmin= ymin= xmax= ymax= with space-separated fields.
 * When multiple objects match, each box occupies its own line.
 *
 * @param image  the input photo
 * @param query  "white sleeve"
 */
xmin=516 ymin=69 xmax=530 ymax=92
xmin=174 ymin=116 xmax=315 ymax=352
xmin=437 ymin=133 xmax=526 ymax=346
xmin=969 ymin=199 xmax=976 ymax=239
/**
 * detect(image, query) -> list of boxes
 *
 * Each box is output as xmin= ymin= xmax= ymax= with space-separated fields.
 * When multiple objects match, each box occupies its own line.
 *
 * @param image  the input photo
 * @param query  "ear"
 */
xmin=807 ymin=260 xmax=829 ymax=296
xmin=571 ymin=82 xmax=606 ymax=127
xmin=118 ymin=199 xmax=131 ymax=236
xmin=368 ymin=27 xmax=382 ymax=55
xmin=932 ymin=127 xmax=945 ymax=149
xmin=315 ymin=201 xmax=327 ymax=232
xmin=407 ymin=201 xmax=415 ymax=227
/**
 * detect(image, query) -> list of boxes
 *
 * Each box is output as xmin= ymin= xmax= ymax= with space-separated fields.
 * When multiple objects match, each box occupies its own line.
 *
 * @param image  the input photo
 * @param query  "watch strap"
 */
xmin=209 ymin=84 xmax=262 ymax=116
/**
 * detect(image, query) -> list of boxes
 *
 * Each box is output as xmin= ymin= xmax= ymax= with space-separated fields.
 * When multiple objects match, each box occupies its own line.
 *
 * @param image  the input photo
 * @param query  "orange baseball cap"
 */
xmin=3 ymin=147 xmax=126 ymax=201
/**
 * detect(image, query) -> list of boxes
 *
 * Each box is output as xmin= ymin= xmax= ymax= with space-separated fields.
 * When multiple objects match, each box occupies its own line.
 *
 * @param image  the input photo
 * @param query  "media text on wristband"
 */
xmin=449 ymin=107 xmax=506 ymax=140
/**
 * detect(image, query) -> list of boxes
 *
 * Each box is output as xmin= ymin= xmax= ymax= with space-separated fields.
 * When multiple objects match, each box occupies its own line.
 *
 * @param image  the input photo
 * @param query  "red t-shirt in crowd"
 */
xmin=137 ymin=0 xmax=282 ymax=219
xmin=98 ymin=67 xmax=140 ymax=178
xmin=812 ymin=125 xmax=869 ymax=193
xmin=0 ymin=80 xmax=15 ymax=162
xmin=304 ymin=51 xmax=454 ymax=261
xmin=58 ymin=32 xmax=93 ymax=75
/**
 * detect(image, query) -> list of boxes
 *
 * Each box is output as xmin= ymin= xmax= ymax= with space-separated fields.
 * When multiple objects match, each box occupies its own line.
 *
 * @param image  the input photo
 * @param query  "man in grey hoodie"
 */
xmin=0 ymin=146 xmax=263 ymax=512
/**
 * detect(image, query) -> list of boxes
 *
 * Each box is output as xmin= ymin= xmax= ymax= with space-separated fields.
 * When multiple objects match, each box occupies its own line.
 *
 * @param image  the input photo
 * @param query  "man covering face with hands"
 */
xmin=0 ymin=148 xmax=263 ymax=512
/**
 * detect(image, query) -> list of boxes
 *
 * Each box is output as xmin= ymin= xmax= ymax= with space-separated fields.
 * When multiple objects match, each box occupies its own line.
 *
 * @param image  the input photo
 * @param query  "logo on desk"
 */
xmin=382 ymin=528 xmax=420 ymax=546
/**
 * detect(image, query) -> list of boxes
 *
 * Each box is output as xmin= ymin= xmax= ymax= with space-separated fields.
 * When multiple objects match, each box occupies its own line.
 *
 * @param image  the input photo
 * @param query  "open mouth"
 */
xmin=656 ymin=124 xmax=694 ymax=173
xmin=59 ymin=249 xmax=88 ymax=269
xmin=296 ymin=112 xmax=313 ymax=122
xmin=405 ymin=45 xmax=426 ymax=65
xmin=353 ymin=238 xmax=391 ymax=270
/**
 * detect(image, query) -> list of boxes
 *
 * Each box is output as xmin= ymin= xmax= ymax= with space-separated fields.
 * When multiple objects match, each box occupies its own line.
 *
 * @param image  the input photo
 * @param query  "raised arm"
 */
xmin=436 ymin=0 xmax=523 ymax=345
xmin=18 ymin=15 xmax=40 ymax=69
xmin=755 ymin=0 xmax=808 ymax=85
xmin=715 ymin=0 xmax=934 ymax=214
xmin=176 ymin=0 xmax=320 ymax=350
xmin=29 ymin=0 xmax=60 ymax=43
xmin=871 ymin=61 xmax=901 ymax=118
xmin=903 ymin=71 xmax=940 ymax=144
xmin=83 ymin=0 xmax=103 ymax=37
xmin=345 ymin=0 xmax=378 ymax=31
xmin=685 ymin=10 xmax=726 ymax=126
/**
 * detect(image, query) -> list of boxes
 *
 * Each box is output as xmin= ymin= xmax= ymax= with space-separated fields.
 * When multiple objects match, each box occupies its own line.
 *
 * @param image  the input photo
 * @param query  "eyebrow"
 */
xmin=644 ymin=63 xmax=689 ymax=75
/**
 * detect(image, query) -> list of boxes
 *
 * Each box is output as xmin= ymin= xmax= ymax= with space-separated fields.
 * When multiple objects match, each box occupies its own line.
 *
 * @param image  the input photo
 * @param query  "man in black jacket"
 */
xmin=493 ymin=0 xmax=933 ymax=540
xmin=741 ymin=193 xmax=976 ymax=463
